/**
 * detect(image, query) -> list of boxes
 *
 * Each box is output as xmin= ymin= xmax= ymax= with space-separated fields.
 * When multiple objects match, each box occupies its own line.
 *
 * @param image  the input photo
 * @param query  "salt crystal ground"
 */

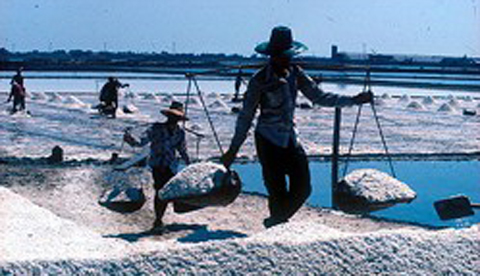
xmin=0 ymin=90 xmax=479 ymax=274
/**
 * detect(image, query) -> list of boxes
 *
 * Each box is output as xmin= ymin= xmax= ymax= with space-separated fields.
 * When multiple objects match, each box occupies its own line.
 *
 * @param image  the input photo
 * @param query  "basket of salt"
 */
xmin=98 ymin=168 xmax=149 ymax=213
xmin=158 ymin=162 xmax=241 ymax=209
xmin=336 ymin=169 xmax=416 ymax=214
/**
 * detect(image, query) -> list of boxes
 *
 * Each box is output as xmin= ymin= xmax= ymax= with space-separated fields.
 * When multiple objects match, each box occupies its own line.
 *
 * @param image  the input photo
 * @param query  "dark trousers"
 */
xmin=12 ymin=96 xmax=25 ymax=113
xmin=151 ymin=166 xmax=203 ymax=223
xmin=255 ymin=132 xmax=312 ymax=221
xmin=152 ymin=166 xmax=174 ymax=223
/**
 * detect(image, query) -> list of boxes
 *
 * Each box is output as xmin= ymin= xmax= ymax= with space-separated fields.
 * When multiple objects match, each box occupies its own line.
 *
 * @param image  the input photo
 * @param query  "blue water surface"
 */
xmin=232 ymin=160 xmax=480 ymax=228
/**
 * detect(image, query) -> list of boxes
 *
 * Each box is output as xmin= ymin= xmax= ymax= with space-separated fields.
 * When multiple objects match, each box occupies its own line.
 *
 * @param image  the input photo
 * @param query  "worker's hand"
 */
xmin=123 ymin=132 xmax=135 ymax=144
xmin=353 ymin=91 xmax=373 ymax=105
xmin=221 ymin=148 xmax=237 ymax=169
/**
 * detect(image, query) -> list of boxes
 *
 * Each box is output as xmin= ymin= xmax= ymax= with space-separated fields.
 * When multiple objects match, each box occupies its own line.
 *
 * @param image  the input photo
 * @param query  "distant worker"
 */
xmin=232 ymin=68 xmax=244 ymax=102
xmin=221 ymin=26 xmax=373 ymax=228
xmin=98 ymin=77 xmax=129 ymax=118
xmin=7 ymin=67 xmax=27 ymax=114
xmin=123 ymin=101 xmax=195 ymax=232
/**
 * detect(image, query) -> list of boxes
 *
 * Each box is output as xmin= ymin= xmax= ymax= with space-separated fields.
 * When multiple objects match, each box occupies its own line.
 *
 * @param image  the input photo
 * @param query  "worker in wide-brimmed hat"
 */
xmin=124 ymin=100 xmax=193 ymax=232
xmin=222 ymin=26 xmax=373 ymax=228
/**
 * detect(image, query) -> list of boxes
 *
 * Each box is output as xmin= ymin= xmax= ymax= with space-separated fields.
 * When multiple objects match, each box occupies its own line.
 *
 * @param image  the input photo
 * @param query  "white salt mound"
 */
xmin=64 ymin=95 xmax=87 ymax=107
xmin=448 ymin=98 xmax=459 ymax=107
xmin=0 ymin=187 xmax=127 ymax=262
xmin=381 ymin=93 xmax=391 ymax=100
xmin=399 ymin=94 xmax=410 ymax=102
xmin=341 ymin=169 xmax=416 ymax=203
xmin=185 ymin=97 xmax=201 ymax=106
xmin=406 ymin=101 xmax=425 ymax=110
xmin=48 ymin=93 xmax=63 ymax=103
xmin=123 ymin=103 xmax=139 ymax=114
xmin=206 ymin=92 xmax=221 ymax=99
xmin=124 ymin=91 xmax=137 ymax=99
xmin=159 ymin=162 xmax=227 ymax=201
xmin=208 ymin=99 xmax=230 ymax=111
xmin=374 ymin=98 xmax=386 ymax=106
xmin=30 ymin=92 xmax=47 ymax=101
xmin=438 ymin=103 xmax=454 ymax=112
xmin=143 ymin=92 xmax=159 ymax=101
xmin=422 ymin=96 xmax=435 ymax=105
xmin=103 ymin=168 xmax=151 ymax=189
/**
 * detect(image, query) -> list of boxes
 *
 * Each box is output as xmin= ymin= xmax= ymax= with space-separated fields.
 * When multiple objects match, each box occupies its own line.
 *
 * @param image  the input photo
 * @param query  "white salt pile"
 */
xmin=159 ymin=162 xmax=228 ymax=201
xmin=123 ymin=103 xmax=139 ymax=114
xmin=340 ymin=169 xmax=416 ymax=204
xmin=399 ymin=94 xmax=410 ymax=102
xmin=142 ymin=92 xmax=159 ymax=102
xmin=124 ymin=91 xmax=137 ymax=99
xmin=406 ymin=101 xmax=425 ymax=110
xmin=48 ymin=92 xmax=63 ymax=103
xmin=448 ymin=98 xmax=460 ymax=108
xmin=374 ymin=98 xmax=387 ymax=106
xmin=63 ymin=95 xmax=87 ymax=107
xmin=185 ymin=97 xmax=201 ymax=107
xmin=381 ymin=93 xmax=391 ymax=100
xmin=438 ymin=103 xmax=454 ymax=113
xmin=208 ymin=99 xmax=230 ymax=112
xmin=161 ymin=94 xmax=177 ymax=104
xmin=103 ymin=167 xmax=151 ymax=189
xmin=0 ymin=187 xmax=128 ymax=262
xmin=422 ymin=96 xmax=435 ymax=105
xmin=206 ymin=92 xmax=221 ymax=99
xmin=30 ymin=92 xmax=47 ymax=101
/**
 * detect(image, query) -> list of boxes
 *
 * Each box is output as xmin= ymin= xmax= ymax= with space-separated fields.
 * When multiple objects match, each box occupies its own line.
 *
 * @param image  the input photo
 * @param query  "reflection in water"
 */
xmin=233 ymin=160 xmax=480 ymax=228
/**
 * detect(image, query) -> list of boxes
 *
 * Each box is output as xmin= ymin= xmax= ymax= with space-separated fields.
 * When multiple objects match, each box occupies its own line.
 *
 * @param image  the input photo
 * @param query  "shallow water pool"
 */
xmin=232 ymin=160 xmax=480 ymax=228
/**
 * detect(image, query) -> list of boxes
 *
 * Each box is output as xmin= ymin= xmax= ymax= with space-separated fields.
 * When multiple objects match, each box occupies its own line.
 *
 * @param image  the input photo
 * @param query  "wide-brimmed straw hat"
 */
xmin=255 ymin=26 xmax=308 ymax=57
xmin=161 ymin=101 xmax=189 ymax=120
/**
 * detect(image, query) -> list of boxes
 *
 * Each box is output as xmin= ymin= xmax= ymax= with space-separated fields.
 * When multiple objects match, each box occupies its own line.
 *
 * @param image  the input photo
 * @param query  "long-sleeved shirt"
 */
xmin=132 ymin=122 xmax=189 ymax=172
xmin=230 ymin=64 xmax=356 ymax=150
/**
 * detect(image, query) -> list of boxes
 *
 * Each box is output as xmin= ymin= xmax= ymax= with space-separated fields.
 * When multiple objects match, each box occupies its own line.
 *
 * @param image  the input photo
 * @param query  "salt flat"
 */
xmin=0 ymin=90 xmax=479 ymax=274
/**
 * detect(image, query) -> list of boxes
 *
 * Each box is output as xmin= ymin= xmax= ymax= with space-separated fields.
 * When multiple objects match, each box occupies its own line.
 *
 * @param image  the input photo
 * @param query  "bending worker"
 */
xmin=98 ymin=77 xmax=129 ymax=118
xmin=222 ymin=26 xmax=373 ymax=228
xmin=7 ymin=67 xmax=27 ymax=114
xmin=124 ymin=101 xmax=194 ymax=232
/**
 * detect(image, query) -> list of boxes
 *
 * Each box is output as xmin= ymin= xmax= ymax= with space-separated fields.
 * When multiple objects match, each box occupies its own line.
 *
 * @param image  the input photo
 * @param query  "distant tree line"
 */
xmin=0 ymin=48 xmax=478 ymax=75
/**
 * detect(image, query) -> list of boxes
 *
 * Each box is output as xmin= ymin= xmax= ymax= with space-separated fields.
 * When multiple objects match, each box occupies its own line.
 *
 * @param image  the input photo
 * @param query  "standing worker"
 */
xmin=221 ymin=26 xmax=373 ymax=228
xmin=7 ymin=67 xmax=27 ymax=114
xmin=123 ymin=101 xmax=194 ymax=232
xmin=98 ymin=77 xmax=129 ymax=118
xmin=232 ymin=68 xmax=244 ymax=102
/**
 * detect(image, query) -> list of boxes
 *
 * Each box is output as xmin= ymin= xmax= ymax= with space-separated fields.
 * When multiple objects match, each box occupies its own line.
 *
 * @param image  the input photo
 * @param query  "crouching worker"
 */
xmin=123 ymin=101 xmax=196 ymax=232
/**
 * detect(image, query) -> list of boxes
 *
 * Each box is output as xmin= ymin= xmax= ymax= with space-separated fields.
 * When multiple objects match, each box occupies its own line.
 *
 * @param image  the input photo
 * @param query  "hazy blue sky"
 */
xmin=1 ymin=0 xmax=478 ymax=57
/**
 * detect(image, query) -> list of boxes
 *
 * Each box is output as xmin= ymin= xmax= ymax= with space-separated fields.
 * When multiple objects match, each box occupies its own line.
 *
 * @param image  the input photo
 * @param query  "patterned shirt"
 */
xmin=230 ymin=64 xmax=356 ymax=149
xmin=135 ymin=122 xmax=190 ymax=172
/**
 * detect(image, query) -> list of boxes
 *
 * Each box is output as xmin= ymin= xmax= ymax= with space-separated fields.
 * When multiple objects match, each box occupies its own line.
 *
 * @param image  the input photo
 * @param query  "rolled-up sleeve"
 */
xmin=230 ymin=79 xmax=262 ymax=150
xmin=297 ymin=67 xmax=355 ymax=107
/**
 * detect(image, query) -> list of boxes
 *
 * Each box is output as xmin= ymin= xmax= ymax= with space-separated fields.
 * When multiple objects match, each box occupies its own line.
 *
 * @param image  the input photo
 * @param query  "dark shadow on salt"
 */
xmin=177 ymin=227 xmax=247 ymax=244
xmin=103 ymin=223 xmax=204 ymax=243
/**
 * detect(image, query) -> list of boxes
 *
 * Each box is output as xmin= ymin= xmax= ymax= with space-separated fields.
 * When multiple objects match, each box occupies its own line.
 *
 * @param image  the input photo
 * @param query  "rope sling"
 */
xmin=342 ymin=70 xmax=397 ymax=179
xmin=183 ymin=73 xmax=225 ymax=157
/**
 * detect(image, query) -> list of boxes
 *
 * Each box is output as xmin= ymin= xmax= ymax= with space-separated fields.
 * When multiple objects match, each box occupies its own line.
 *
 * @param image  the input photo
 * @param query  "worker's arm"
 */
xmin=222 ymin=78 xmax=262 ymax=168
xmin=123 ymin=127 xmax=150 ymax=147
xmin=297 ymin=66 xmax=372 ymax=106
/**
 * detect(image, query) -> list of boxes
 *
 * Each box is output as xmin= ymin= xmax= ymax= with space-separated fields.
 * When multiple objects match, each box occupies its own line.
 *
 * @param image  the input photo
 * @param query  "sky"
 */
xmin=0 ymin=0 xmax=479 ymax=57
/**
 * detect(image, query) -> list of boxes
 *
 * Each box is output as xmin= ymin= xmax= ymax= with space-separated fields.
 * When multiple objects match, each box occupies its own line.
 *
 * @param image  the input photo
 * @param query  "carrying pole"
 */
xmin=332 ymin=107 xmax=342 ymax=210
